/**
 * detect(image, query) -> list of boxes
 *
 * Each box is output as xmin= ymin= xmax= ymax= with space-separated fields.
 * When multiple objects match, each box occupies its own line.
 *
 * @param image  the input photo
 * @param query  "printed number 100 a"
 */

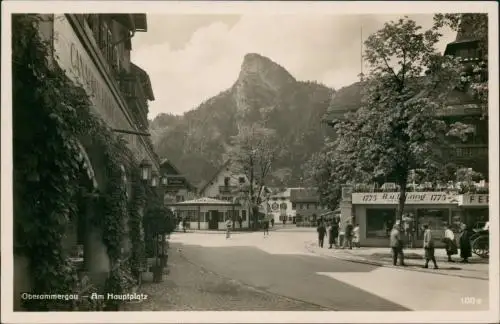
xmin=461 ymin=297 xmax=482 ymax=305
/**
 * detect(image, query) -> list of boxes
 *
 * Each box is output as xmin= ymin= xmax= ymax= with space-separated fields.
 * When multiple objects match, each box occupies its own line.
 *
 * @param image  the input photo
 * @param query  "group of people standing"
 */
xmin=390 ymin=221 xmax=475 ymax=269
xmin=317 ymin=217 xmax=360 ymax=249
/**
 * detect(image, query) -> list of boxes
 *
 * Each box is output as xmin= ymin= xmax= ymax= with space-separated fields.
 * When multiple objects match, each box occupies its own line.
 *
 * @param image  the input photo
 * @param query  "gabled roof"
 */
xmin=132 ymin=14 xmax=147 ymax=32
xmin=199 ymin=160 xmax=232 ymax=194
xmin=327 ymin=81 xmax=365 ymax=115
xmin=324 ymin=79 xmax=479 ymax=122
xmin=159 ymin=158 xmax=196 ymax=191
xmin=160 ymin=158 xmax=182 ymax=175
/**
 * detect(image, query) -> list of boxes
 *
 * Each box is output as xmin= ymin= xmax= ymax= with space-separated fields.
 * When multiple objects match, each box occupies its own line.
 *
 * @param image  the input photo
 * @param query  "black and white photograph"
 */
xmin=1 ymin=1 xmax=498 ymax=323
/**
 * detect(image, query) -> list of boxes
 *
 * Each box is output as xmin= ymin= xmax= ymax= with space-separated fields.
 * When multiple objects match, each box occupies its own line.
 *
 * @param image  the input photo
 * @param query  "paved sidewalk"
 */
xmin=122 ymin=245 xmax=326 ymax=311
xmin=304 ymin=242 xmax=489 ymax=280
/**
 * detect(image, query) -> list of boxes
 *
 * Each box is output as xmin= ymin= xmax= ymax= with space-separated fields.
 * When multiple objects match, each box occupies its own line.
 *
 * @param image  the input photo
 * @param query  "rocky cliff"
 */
xmin=150 ymin=53 xmax=335 ymax=188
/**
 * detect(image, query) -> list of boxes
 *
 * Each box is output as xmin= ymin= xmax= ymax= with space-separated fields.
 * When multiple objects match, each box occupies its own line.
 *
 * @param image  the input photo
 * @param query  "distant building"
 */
xmin=198 ymin=160 xmax=271 ymax=228
xmin=159 ymin=159 xmax=197 ymax=204
xmin=289 ymin=188 xmax=330 ymax=227
xmin=267 ymin=188 xmax=298 ymax=225
xmin=166 ymin=197 xmax=246 ymax=231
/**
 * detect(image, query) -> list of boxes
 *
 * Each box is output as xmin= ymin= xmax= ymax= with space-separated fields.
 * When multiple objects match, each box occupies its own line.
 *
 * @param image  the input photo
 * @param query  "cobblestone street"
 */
xmin=122 ymin=245 xmax=326 ymax=311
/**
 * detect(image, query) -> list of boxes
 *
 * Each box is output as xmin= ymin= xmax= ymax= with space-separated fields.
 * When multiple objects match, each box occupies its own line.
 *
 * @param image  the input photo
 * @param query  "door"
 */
xmin=208 ymin=210 xmax=219 ymax=230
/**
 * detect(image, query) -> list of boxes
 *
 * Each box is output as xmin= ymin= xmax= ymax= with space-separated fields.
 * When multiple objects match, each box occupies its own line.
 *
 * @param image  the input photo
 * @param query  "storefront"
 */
xmin=351 ymin=192 xmax=460 ymax=247
xmin=166 ymin=197 xmax=248 ymax=230
xmin=458 ymin=194 xmax=489 ymax=231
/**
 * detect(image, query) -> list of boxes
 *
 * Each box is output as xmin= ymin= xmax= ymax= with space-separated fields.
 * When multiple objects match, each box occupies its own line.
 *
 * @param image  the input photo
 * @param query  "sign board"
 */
xmin=351 ymin=192 xmax=458 ymax=205
xmin=167 ymin=177 xmax=185 ymax=186
xmin=459 ymin=194 xmax=489 ymax=206
xmin=341 ymin=185 xmax=353 ymax=201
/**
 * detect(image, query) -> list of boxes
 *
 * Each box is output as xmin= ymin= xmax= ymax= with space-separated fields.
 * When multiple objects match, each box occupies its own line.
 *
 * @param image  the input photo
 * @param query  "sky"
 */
xmin=130 ymin=14 xmax=456 ymax=119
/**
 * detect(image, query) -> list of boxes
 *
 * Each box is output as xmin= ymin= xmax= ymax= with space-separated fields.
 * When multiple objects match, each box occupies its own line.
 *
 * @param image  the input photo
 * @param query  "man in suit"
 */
xmin=390 ymin=221 xmax=405 ymax=266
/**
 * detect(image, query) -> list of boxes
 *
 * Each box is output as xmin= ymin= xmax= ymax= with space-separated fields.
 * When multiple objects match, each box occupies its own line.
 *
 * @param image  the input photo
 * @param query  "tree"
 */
xmin=320 ymin=17 xmax=475 ymax=221
xmin=227 ymin=123 xmax=281 ymax=228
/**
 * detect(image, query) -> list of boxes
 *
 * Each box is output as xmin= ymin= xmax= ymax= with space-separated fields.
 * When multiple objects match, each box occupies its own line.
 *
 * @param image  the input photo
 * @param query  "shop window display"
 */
xmin=366 ymin=209 xmax=396 ymax=238
xmin=416 ymin=209 xmax=449 ymax=240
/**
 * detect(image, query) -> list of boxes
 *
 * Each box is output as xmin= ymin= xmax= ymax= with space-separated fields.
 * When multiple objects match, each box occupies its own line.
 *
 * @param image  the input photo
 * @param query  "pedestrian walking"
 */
xmin=263 ymin=218 xmax=270 ymax=237
xmin=317 ymin=222 xmax=326 ymax=248
xmin=389 ymin=222 xmax=405 ymax=266
xmin=238 ymin=216 xmax=243 ymax=229
xmin=459 ymin=224 xmax=472 ymax=263
xmin=225 ymin=218 xmax=232 ymax=239
xmin=352 ymin=223 xmax=360 ymax=248
xmin=182 ymin=218 xmax=188 ymax=233
xmin=423 ymin=224 xmax=439 ymax=269
xmin=270 ymin=218 xmax=275 ymax=228
xmin=328 ymin=220 xmax=339 ymax=249
xmin=443 ymin=224 xmax=457 ymax=262
xmin=343 ymin=221 xmax=353 ymax=249
xmin=338 ymin=228 xmax=345 ymax=248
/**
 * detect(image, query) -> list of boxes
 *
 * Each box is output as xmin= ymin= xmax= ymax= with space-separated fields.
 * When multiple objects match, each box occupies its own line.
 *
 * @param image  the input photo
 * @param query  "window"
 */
xmin=238 ymin=177 xmax=245 ymax=184
xmin=176 ymin=195 xmax=182 ymax=202
xmin=306 ymin=204 xmax=310 ymax=210
xmin=100 ymin=22 xmax=108 ymax=57
xmin=292 ymin=202 xmax=296 ymax=210
xmin=416 ymin=209 xmax=449 ymax=240
xmin=241 ymin=210 xmax=247 ymax=221
xmin=366 ymin=208 xmax=397 ymax=238
xmin=224 ymin=177 xmax=230 ymax=186
xmin=85 ymin=15 xmax=100 ymax=42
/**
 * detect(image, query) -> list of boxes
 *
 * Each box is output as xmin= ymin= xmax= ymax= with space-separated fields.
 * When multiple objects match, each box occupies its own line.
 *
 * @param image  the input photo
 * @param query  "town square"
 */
xmin=1 ymin=1 xmax=498 ymax=323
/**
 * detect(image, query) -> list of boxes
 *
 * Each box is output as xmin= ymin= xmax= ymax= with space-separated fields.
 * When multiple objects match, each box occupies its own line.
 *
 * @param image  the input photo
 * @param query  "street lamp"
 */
xmin=139 ymin=158 xmax=152 ymax=182
xmin=161 ymin=175 xmax=168 ymax=187
xmin=151 ymin=171 xmax=159 ymax=188
xmin=120 ymin=164 xmax=127 ymax=184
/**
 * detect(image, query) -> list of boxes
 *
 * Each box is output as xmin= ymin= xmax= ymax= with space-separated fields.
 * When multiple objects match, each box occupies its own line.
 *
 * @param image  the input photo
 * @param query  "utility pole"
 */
xmin=359 ymin=24 xmax=365 ymax=82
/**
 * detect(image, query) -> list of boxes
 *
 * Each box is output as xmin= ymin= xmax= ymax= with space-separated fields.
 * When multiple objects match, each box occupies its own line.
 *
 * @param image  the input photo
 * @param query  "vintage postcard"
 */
xmin=1 ymin=1 xmax=498 ymax=323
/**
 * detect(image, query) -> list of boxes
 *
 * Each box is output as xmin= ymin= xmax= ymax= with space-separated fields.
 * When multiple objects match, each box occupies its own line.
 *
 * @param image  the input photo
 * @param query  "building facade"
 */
xmin=341 ymin=189 xmax=489 ymax=247
xmin=267 ymin=188 xmax=296 ymax=225
xmin=14 ymin=14 xmax=159 ymax=309
xmin=166 ymin=198 xmax=247 ymax=230
xmin=323 ymin=23 xmax=489 ymax=247
xmin=290 ymin=188 xmax=330 ymax=227
xmin=198 ymin=160 xmax=270 ymax=228
xmin=159 ymin=158 xmax=197 ymax=204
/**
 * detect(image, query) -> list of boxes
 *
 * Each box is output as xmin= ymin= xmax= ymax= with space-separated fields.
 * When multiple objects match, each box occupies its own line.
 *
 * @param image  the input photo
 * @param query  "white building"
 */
xmin=266 ymin=188 xmax=298 ymax=225
xmin=198 ymin=160 xmax=270 ymax=227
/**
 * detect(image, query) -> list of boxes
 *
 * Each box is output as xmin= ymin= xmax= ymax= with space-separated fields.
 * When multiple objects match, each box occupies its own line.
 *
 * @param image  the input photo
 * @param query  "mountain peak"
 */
xmin=237 ymin=53 xmax=296 ymax=88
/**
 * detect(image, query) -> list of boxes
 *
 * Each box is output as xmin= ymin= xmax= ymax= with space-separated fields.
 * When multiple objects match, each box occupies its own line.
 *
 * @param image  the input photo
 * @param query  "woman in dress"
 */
xmin=443 ymin=224 xmax=457 ymax=262
xmin=459 ymin=223 xmax=473 ymax=263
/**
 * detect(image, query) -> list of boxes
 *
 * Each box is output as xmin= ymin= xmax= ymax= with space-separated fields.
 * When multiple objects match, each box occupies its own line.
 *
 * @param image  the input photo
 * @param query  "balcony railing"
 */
xmin=450 ymin=144 xmax=488 ymax=158
xmin=350 ymin=182 xmax=488 ymax=194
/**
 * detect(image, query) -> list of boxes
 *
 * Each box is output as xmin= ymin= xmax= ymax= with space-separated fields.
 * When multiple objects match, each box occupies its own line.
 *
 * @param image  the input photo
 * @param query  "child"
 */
xmin=352 ymin=224 xmax=360 ymax=248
